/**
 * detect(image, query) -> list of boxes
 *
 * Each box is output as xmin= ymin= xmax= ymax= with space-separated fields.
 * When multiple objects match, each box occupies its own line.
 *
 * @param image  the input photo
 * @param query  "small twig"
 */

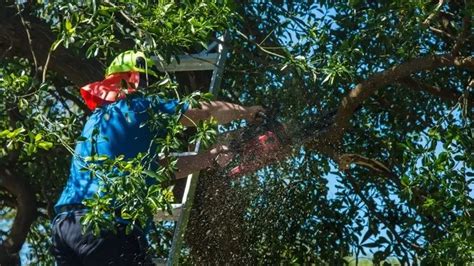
xmin=422 ymin=0 xmax=444 ymax=27
xmin=50 ymin=89 xmax=73 ymax=115
xmin=461 ymin=76 xmax=473 ymax=120
xmin=17 ymin=4 xmax=38 ymax=74
xmin=452 ymin=15 xmax=471 ymax=55
xmin=258 ymin=28 xmax=275 ymax=46
xmin=0 ymin=44 xmax=12 ymax=60
xmin=42 ymin=48 xmax=52 ymax=83
xmin=429 ymin=26 xmax=456 ymax=40
xmin=103 ymin=0 xmax=143 ymax=36
xmin=236 ymin=30 xmax=286 ymax=59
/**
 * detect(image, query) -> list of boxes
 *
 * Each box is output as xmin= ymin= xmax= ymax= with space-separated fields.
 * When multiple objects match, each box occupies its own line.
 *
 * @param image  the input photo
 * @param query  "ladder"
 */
xmin=151 ymin=34 xmax=228 ymax=266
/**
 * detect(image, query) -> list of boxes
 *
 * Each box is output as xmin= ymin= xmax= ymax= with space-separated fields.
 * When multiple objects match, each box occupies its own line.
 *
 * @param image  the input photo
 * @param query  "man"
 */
xmin=51 ymin=51 xmax=263 ymax=265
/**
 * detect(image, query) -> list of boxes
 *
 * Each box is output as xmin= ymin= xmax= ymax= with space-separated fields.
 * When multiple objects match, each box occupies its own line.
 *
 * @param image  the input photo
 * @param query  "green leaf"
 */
xmin=362 ymin=241 xmax=381 ymax=248
xmin=361 ymin=228 xmax=373 ymax=244
xmin=202 ymin=92 xmax=214 ymax=100
xmin=143 ymin=170 xmax=159 ymax=179
xmin=7 ymin=127 xmax=25 ymax=138
xmin=401 ymin=175 xmax=410 ymax=187
xmin=34 ymin=133 xmax=43 ymax=142
xmin=0 ymin=130 xmax=10 ymax=138
xmin=96 ymin=155 xmax=108 ymax=161
xmin=120 ymin=210 xmax=132 ymax=220
xmin=38 ymin=141 xmax=53 ymax=150
xmin=65 ymin=19 xmax=73 ymax=33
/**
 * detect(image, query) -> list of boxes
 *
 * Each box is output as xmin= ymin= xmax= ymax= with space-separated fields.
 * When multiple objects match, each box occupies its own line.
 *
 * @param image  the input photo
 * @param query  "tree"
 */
xmin=0 ymin=0 xmax=472 ymax=265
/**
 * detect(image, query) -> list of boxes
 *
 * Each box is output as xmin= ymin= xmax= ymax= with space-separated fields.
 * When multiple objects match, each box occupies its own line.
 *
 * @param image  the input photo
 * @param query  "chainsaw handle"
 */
xmin=255 ymin=111 xmax=268 ymax=119
xmin=252 ymin=111 xmax=268 ymax=124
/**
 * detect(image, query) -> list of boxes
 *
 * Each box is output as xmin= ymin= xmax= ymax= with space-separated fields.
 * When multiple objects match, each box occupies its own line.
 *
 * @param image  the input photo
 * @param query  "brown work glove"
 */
xmin=244 ymin=105 xmax=266 ymax=124
xmin=209 ymin=144 xmax=235 ymax=168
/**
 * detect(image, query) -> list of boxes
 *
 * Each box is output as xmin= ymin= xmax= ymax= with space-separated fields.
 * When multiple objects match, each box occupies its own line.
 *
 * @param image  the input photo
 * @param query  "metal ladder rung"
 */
xmin=152 ymin=258 xmax=167 ymax=266
xmin=152 ymin=53 xmax=219 ymax=72
xmin=154 ymin=203 xmax=183 ymax=222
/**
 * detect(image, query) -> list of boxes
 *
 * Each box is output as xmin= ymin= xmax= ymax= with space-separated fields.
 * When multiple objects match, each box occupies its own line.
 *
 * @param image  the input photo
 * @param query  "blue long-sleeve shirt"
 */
xmin=55 ymin=95 xmax=187 ymax=213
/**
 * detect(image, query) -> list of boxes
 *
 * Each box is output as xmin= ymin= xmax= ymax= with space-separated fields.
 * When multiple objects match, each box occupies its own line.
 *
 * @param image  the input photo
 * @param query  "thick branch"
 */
xmin=399 ymin=77 xmax=472 ymax=105
xmin=0 ymin=4 xmax=103 ymax=86
xmin=0 ymin=192 xmax=16 ymax=208
xmin=328 ymin=54 xmax=473 ymax=142
xmin=0 ymin=168 xmax=37 ymax=265
xmin=339 ymin=154 xmax=394 ymax=178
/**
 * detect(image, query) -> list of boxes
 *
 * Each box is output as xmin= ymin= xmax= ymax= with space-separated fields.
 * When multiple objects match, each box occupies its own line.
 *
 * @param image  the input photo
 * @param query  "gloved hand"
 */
xmin=209 ymin=144 xmax=235 ymax=168
xmin=244 ymin=105 xmax=266 ymax=124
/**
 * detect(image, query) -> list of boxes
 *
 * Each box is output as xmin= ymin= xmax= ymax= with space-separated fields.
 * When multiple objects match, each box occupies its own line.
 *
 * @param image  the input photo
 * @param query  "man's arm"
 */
xmin=174 ymin=101 xmax=263 ymax=178
xmin=180 ymin=101 xmax=263 ymax=127
xmin=173 ymin=144 xmax=232 ymax=179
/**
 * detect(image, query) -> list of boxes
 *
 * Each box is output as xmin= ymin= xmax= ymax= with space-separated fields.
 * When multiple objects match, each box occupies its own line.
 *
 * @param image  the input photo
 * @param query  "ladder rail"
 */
xmin=166 ymin=171 xmax=199 ymax=265
xmin=151 ymin=34 xmax=227 ymax=266
xmin=153 ymin=53 xmax=219 ymax=72
xmin=209 ymin=33 xmax=228 ymax=95
xmin=167 ymin=34 xmax=227 ymax=266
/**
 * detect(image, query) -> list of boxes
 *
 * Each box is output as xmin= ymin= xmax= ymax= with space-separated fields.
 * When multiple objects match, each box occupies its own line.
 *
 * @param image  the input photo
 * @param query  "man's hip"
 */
xmin=50 ymin=208 xmax=152 ymax=266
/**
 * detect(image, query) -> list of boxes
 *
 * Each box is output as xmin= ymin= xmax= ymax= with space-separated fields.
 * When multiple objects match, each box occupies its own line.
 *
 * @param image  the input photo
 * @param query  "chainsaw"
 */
xmin=225 ymin=111 xmax=292 ymax=178
xmin=224 ymin=108 xmax=337 ymax=178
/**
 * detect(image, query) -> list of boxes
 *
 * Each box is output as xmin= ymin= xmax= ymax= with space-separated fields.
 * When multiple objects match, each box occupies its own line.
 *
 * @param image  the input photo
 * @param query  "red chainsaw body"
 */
xmin=228 ymin=122 xmax=290 ymax=177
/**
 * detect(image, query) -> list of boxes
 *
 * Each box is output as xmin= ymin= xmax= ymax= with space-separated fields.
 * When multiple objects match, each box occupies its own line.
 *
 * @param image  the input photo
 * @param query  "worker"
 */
xmin=50 ymin=51 xmax=264 ymax=265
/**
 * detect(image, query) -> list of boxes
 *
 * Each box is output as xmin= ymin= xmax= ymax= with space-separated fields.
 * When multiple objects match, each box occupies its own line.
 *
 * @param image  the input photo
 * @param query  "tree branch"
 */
xmin=338 ymin=153 xmax=413 ymax=202
xmin=0 ymin=4 xmax=103 ymax=86
xmin=337 ymin=152 xmax=455 ymax=236
xmin=422 ymin=0 xmax=445 ymax=27
xmin=327 ymin=54 xmax=473 ymax=143
xmin=429 ymin=26 xmax=456 ymax=40
xmin=344 ymin=171 xmax=423 ymax=256
xmin=0 ymin=168 xmax=37 ymax=265
xmin=339 ymin=154 xmax=395 ymax=179
xmin=452 ymin=14 xmax=472 ymax=55
xmin=55 ymin=87 xmax=91 ymax=115
xmin=399 ymin=77 xmax=472 ymax=105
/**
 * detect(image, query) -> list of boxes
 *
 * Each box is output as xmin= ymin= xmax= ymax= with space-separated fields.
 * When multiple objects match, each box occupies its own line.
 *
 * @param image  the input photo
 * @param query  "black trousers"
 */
xmin=50 ymin=209 xmax=153 ymax=266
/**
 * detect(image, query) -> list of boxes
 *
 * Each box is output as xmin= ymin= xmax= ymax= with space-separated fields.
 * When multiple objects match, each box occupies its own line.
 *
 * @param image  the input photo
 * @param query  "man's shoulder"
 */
xmin=107 ymin=94 xmax=153 ymax=112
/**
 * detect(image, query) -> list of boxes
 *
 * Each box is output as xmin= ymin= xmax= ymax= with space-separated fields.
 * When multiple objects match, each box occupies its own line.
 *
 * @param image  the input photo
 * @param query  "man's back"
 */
xmin=54 ymin=95 xmax=182 ymax=213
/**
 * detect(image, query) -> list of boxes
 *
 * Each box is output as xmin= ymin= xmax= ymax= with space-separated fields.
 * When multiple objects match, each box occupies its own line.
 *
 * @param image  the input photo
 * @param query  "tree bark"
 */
xmin=0 ymin=168 xmax=37 ymax=266
xmin=326 ymin=54 xmax=473 ymax=143
xmin=399 ymin=77 xmax=473 ymax=105
xmin=0 ymin=4 xmax=103 ymax=86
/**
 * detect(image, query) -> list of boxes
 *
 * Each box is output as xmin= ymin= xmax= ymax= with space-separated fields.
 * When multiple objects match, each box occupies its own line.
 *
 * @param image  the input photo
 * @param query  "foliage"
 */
xmin=0 ymin=0 xmax=472 ymax=265
xmin=38 ymin=0 xmax=232 ymax=60
xmin=185 ymin=0 xmax=473 ymax=264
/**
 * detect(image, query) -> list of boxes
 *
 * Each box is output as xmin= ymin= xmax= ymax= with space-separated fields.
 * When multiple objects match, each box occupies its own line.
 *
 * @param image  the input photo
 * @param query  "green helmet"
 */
xmin=105 ymin=50 xmax=157 ymax=77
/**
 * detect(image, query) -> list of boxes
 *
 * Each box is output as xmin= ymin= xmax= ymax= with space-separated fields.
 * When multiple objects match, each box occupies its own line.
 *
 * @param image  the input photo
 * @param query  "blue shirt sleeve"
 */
xmin=153 ymin=97 xmax=189 ymax=115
